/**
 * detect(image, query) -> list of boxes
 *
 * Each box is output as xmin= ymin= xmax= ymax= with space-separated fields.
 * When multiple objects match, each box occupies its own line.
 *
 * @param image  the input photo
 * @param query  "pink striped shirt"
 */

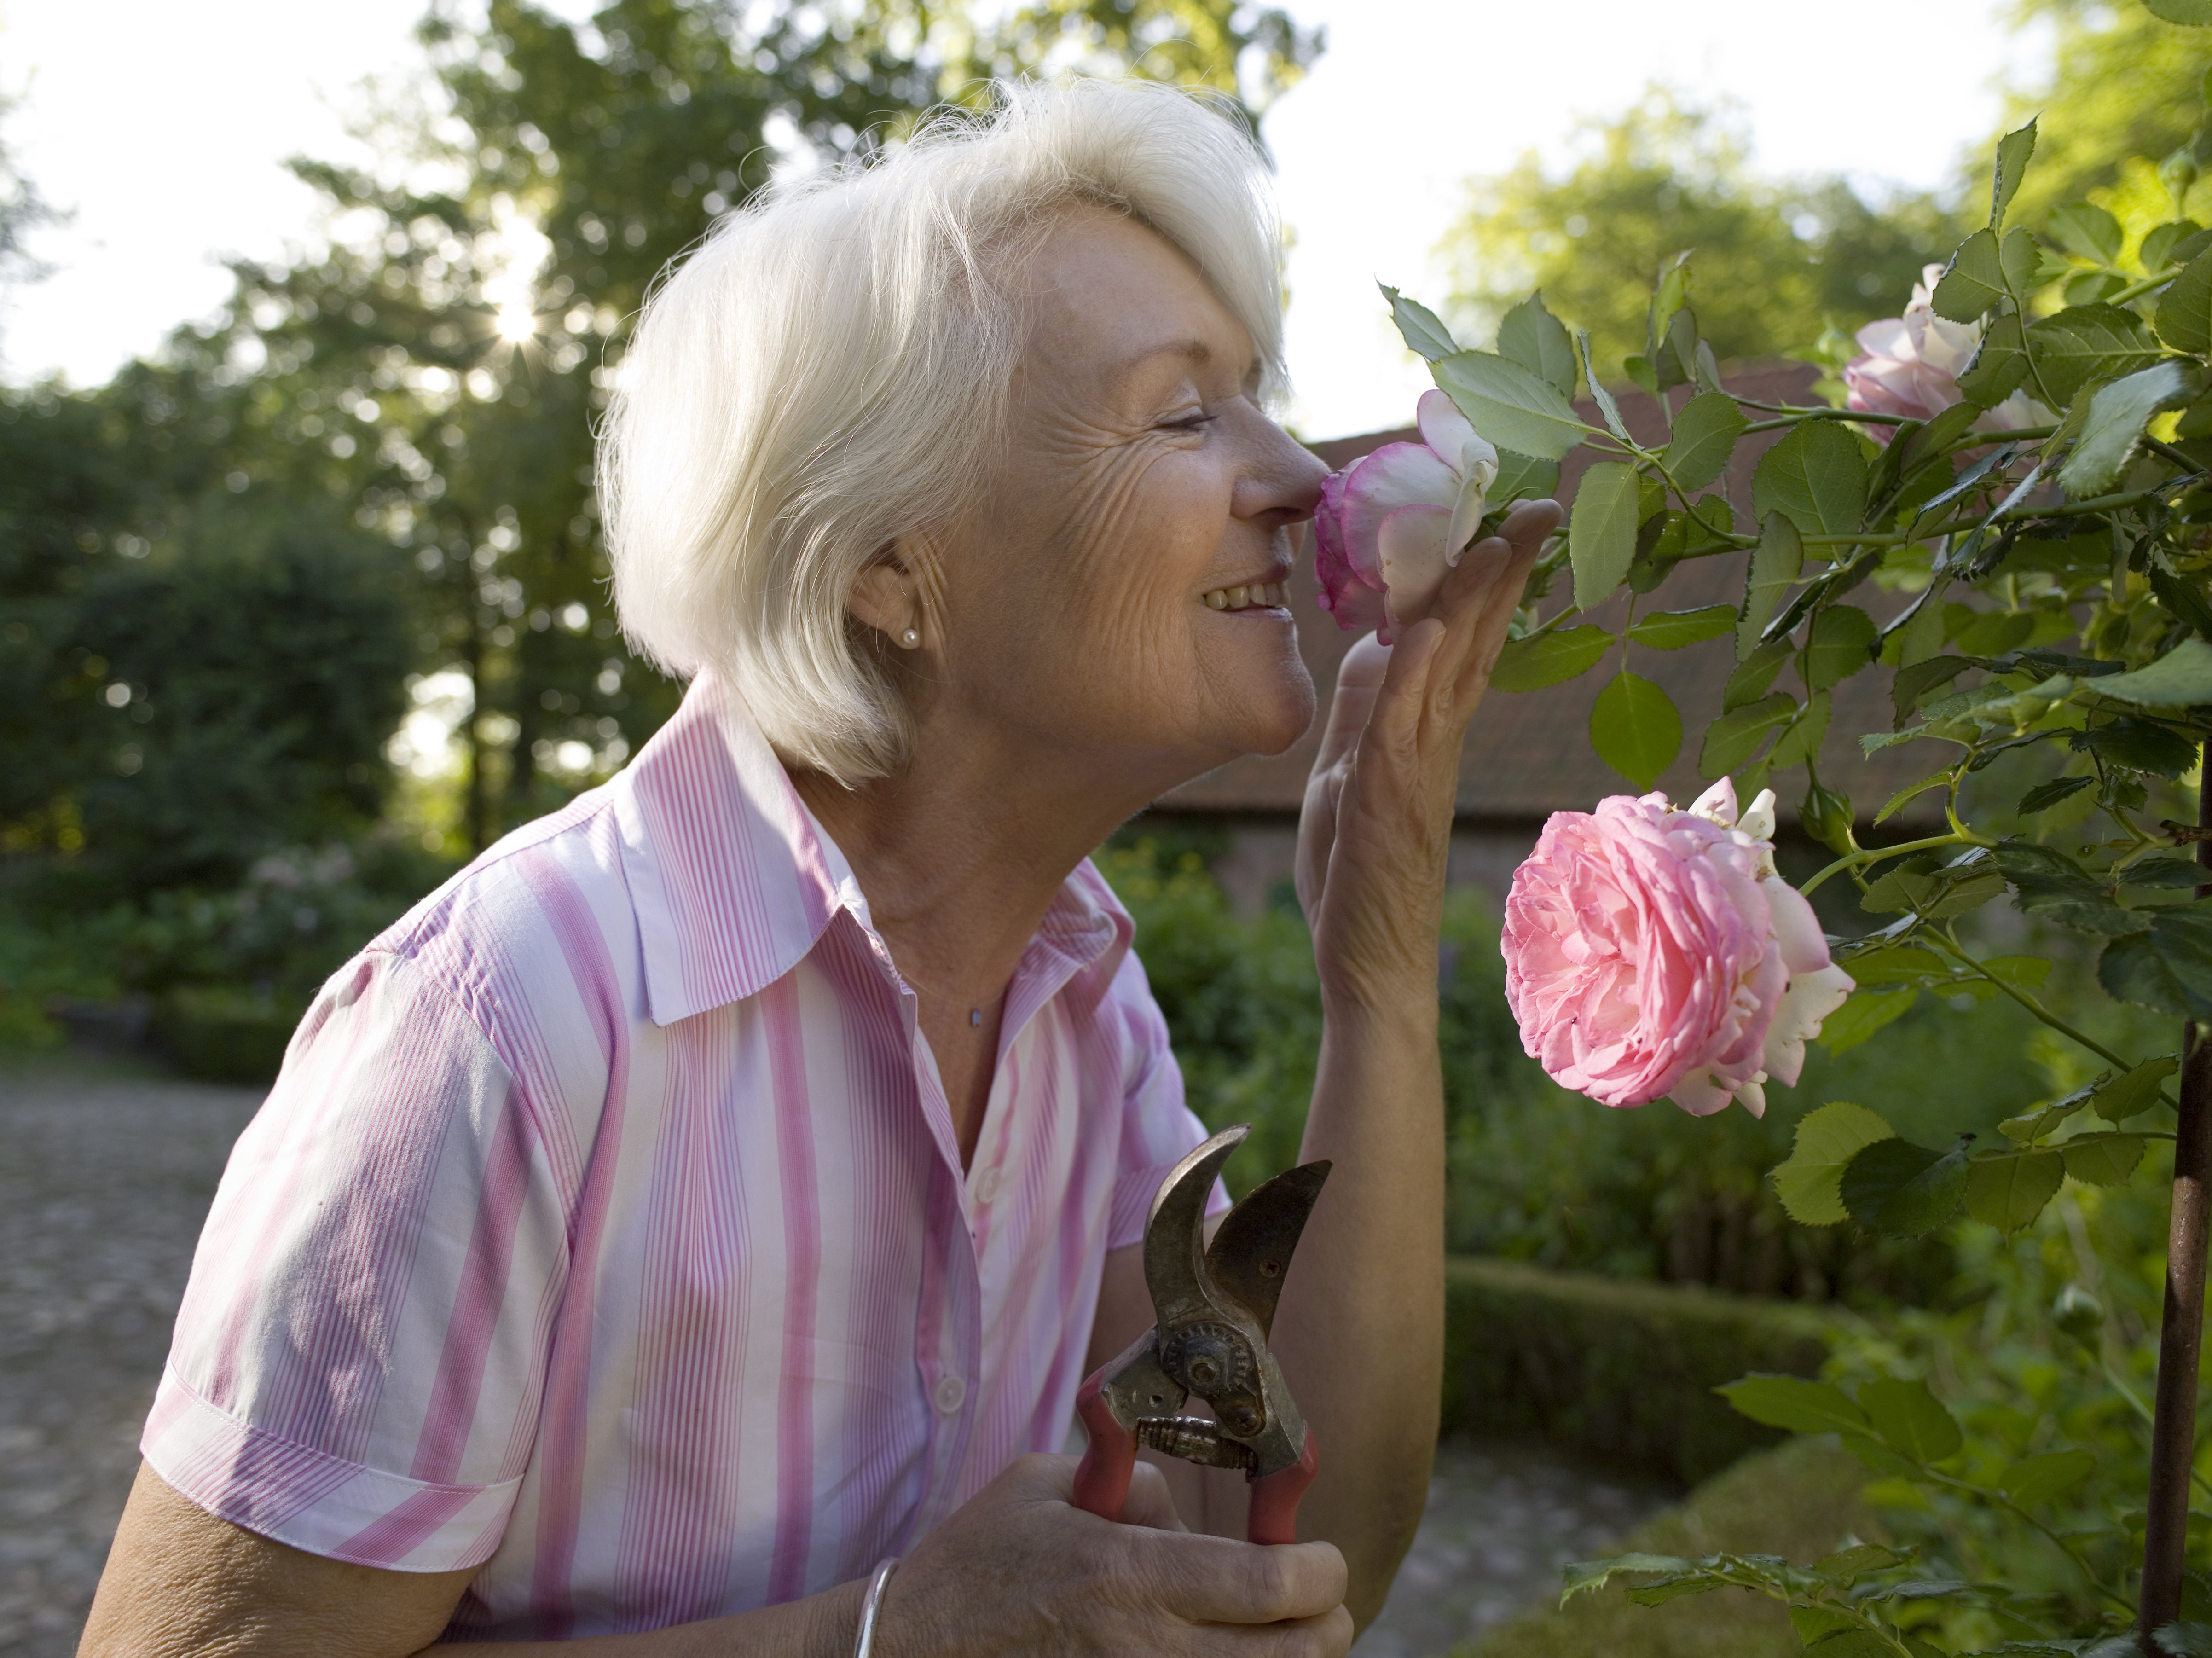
xmin=144 ymin=672 xmax=1221 ymax=1640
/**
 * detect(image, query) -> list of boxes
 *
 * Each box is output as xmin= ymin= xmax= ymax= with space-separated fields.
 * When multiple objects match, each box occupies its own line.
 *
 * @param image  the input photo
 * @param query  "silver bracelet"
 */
xmin=853 ymin=1555 xmax=900 ymax=1658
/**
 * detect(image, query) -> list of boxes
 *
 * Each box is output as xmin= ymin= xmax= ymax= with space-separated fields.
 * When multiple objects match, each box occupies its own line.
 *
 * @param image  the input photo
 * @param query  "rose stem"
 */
xmin=2140 ymin=742 xmax=2212 ymax=1650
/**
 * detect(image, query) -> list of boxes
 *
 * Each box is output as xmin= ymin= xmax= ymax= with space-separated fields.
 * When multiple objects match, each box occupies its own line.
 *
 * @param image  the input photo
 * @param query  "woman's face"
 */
xmin=915 ymin=211 xmax=1327 ymax=791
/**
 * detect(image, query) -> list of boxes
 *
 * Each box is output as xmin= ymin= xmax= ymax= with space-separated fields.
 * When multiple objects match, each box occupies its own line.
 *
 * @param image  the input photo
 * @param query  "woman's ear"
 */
xmin=848 ymin=536 xmax=940 ymax=648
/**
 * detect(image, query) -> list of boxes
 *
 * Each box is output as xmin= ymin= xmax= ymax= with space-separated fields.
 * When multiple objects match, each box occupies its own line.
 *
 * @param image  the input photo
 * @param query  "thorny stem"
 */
xmin=1924 ymin=929 xmax=2140 ymax=1076
xmin=1917 ymin=1463 xmax=2136 ymax=1614
xmin=1800 ymin=833 xmax=1984 ymax=897
xmin=1800 ymin=479 xmax=2202 ymax=549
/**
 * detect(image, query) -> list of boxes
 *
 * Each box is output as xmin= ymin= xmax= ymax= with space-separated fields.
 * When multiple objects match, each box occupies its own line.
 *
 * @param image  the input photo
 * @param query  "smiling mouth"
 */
xmin=1202 ymin=580 xmax=1288 ymax=612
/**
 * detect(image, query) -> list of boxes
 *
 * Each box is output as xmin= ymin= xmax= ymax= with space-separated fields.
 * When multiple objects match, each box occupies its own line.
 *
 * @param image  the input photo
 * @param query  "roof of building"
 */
xmin=1159 ymin=362 xmax=1945 ymax=828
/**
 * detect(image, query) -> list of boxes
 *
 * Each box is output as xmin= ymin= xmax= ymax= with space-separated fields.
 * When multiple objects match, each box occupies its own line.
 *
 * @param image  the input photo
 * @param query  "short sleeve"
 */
xmin=142 ymin=948 xmax=571 ymax=1573
xmin=1102 ymin=949 xmax=1233 ymax=1251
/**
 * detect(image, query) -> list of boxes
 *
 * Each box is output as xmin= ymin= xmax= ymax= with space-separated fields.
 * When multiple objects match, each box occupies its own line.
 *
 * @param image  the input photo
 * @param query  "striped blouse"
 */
xmin=142 ymin=672 xmax=1220 ymax=1641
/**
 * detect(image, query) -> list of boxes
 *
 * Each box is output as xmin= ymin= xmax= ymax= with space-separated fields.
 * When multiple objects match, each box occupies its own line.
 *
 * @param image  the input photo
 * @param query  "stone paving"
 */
xmin=0 ymin=1054 xmax=1671 ymax=1657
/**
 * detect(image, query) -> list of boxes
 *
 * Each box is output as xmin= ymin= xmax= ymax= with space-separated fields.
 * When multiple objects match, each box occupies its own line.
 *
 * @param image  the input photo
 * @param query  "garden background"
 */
xmin=2 ymin=1 xmax=2208 ymax=1654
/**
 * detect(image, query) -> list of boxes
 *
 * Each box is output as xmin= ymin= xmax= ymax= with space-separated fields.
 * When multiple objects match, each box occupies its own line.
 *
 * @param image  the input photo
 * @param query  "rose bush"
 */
xmin=1501 ymin=779 xmax=1853 ymax=1116
xmin=1312 ymin=387 xmax=1498 ymax=642
xmin=1843 ymin=261 xmax=2053 ymax=437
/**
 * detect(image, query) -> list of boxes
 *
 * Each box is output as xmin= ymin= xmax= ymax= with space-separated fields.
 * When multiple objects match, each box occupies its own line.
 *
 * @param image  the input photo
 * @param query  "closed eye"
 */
xmin=1160 ymin=412 xmax=1213 ymax=433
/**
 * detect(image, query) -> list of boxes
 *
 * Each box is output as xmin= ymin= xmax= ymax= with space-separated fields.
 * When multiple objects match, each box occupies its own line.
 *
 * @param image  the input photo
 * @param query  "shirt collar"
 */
xmin=614 ymin=673 xmax=1129 ymax=1027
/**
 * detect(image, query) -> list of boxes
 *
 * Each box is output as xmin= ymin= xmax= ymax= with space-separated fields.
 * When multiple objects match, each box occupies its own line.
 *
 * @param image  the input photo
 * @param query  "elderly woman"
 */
xmin=83 ymin=79 xmax=1555 ymax=1656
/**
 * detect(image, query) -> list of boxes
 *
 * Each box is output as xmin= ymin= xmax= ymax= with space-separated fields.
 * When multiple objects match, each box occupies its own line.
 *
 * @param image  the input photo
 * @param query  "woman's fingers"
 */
xmin=1133 ymin=1531 xmax=1350 ymax=1628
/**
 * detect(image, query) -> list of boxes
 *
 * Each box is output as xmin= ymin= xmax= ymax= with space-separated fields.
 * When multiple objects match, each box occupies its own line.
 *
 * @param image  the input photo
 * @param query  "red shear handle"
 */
xmin=1245 ymin=1426 xmax=1318 ymax=1547
xmin=1071 ymin=1366 xmax=1136 ymax=1522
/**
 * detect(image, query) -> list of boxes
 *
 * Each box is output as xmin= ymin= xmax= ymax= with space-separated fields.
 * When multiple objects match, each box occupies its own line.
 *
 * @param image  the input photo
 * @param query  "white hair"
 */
xmin=599 ymin=77 xmax=1286 ymax=784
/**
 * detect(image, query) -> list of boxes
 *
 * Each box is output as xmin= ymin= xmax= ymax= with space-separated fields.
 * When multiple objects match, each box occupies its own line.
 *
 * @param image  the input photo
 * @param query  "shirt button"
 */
xmin=934 ymin=1374 xmax=967 ymax=1415
xmin=975 ymin=1168 xmax=1002 ymax=1204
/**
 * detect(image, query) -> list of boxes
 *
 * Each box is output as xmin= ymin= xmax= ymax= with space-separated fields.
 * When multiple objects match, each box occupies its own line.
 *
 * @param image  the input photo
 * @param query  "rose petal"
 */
xmin=1376 ymin=503 xmax=1453 ymax=645
xmin=1338 ymin=441 xmax=1458 ymax=580
xmin=1416 ymin=388 xmax=1480 ymax=464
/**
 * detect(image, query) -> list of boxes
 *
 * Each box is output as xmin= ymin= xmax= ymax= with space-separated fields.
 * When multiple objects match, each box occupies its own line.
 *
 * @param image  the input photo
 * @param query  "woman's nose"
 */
xmin=1235 ymin=415 xmax=1330 ymax=526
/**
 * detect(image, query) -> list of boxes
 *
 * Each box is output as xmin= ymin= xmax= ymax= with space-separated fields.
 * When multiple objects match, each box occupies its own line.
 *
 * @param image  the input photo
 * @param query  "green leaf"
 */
xmin=2061 ymin=1132 xmax=2147 ymax=1186
xmin=2085 ymin=638 xmax=2212 ymax=708
xmin=1751 ymin=422 xmax=1869 ymax=538
xmin=1933 ymin=226 xmax=2038 ymax=319
xmin=1839 ymin=943 xmax=1948 ymax=984
xmin=2056 ymin=360 xmax=2199 ymax=497
xmin=2048 ymin=201 xmax=2125 ymax=265
xmin=2144 ymin=0 xmax=2212 ymax=24
xmin=1380 ymin=284 xmax=1458 ymax=363
xmin=1723 ymin=638 xmax=1790 ymax=711
xmin=1717 ymin=1374 xmax=1870 ymax=1436
xmin=2019 ymin=775 xmax=2096 ymax=815
xmin=1860 ymin=1376 xmax=1963 ymax=1462
xmin=1841 ymin=1135 xmax=1972 ymax=1236
xmin=1561 ymin=1553 xmax=1698 ymax=1604
xmin=2072 ymin=716 xmax=2203 ymax=776
xmin=1575 ymin=329 xmax=1630 ymax=443
xmin=1626 ymin=1575 xmax=1727 ymax=1607
xmin=2158 ymin=1623 xmax=2212 ymax=1658
xmin=2027 ymin=304 xmax=2166 ymax=406
xmin=2093 ymin=1056 xmax=2179 ymax=1121
xmin=2159 ymin=249 xmax=2212 ymax=356
xmin=1957 ymin=310 xmax=2031 ymax=407
xmin=1568 ymin=460 xmax=1641 ymax=609
xmin=1628 ymin=605 xmax=1736 ymax=649
xmin=1700 ymin=692 xmax=1797 ymax=780
xmin=1817 ymin=985 xmax=1917 ymax=1055
xmin=1813 ymin=1542 xmax=1913 ymax=1583
xmin=1490 ymin=625 xmax=1614 ymax=693
xmin=1767 ymin=688 xmax=1832 ymax=771
xmin=1892 ymin=655 xmax=1970 ymax=723
xmin=1433 ymin=350 xmax=1589 ymax=462
xmin=1590 ymin=670 xmax=1681 ymax=790
xmin=1965 ymin=1150 xmax=2064 ymax=1235
xmin=1773 ymin=1100 xmax=1899 ymax=1225
xmin=1990 ymin=120 xmax=2037 ymax=226
xmin=2100 ymin=911 xmax=2212 ymax=1018
xmin=2001 ymin=1448 xmax=2096 ymax=1508
xmin=1804 ymin=606 xmax=1878 ymax=693
xmin=2125 ymin=856 xmax=2207 ymax=888
xmin=2144 ymin=220 xmax=2206 ymax=273
xmin=1876 ymin=770 xmax=1953 ymax=826
xmin=1496 ymin=292 xmax=1578 ymax=397
xmin=1789 ymin=1606 xmax=1862 ymax=1645
xmin=1659 ymin=391 xmax=1747 ymax=493
xmin=1803 ymin=1631 xmax=1899 ymax=1658
xmin=1737 ymin=513 xmax=1803 ymax=660
xmin=2152 ymin=565 xmax=2212 ymax=643
xmin=1489 ymin=448 xmax=1561 ymax=509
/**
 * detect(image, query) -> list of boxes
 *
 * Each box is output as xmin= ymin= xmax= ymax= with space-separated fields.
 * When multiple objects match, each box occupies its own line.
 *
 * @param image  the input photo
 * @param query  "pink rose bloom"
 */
xmin=1501 ymin=780 xmax=1856 ymax=1118
xmin=1313 ymin=389 xmax=1498 ymax=644
xmin=1844 ymin=263 xmax=2050 ymax=441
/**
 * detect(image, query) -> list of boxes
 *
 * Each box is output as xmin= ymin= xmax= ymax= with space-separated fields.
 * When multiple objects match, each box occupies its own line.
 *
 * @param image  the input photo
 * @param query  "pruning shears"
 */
xmin=1072 ymin=1123 xmax=1329 ymax=1546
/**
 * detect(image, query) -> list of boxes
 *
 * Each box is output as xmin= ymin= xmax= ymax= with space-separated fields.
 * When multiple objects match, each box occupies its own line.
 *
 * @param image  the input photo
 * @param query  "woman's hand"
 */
xmin=1294 ymin=499 xmax=1561 ymax=1007
xmin=879 ymin=1454 xmax=1351 ymax=1658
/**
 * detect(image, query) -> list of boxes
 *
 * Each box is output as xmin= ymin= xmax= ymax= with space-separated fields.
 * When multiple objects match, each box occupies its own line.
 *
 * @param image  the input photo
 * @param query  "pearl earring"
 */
xmin=900 ymin=628 xmax=919 ymax=648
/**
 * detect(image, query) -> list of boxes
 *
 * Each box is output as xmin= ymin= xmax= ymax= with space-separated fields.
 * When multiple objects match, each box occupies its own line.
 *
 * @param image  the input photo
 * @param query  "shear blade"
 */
xmin=1206 ymin=1159 xmax=1330 ymax=1341
xmin=1143 ymin=1125 xmax=1246 ymax=1331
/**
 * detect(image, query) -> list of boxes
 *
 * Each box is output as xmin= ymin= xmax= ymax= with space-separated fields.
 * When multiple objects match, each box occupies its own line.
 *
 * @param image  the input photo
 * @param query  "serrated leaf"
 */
xmin=2027 ymin=304 xmax=2166 ymax=406
xmin=1628 ymin=605 xmax=1736 ymax=649
xmin=1381 ymin=283 xmax=1459 ymax=363
xmin=1892 ymin=655 xmax=1970 ymax=723
xmin=2100 ymin=927 xmax=2211 ymax=1017
xmin=1573 ymin=328 xmax=1629 ymax=443
xmin=1590 ymin=670 xmax=1680 ymax=789
xmin=2156 ymin=1621 xmax=2212 ymax=1658
xmin=1818 ymin=985 xmax=1918 ymax=1055
xmin=1496 ymin=292 xmax=1576 ymax=396
xmin=1805 ymin=606 xmax=1878 ymax=692
xmin=2084 ymin=638 xmax=2212 ymax=708
xmin=1990 ymin=120 xmax=2037 ymax=226
xmin=1626 ymin=1575 xmax=1727 ymax=1606
xmin=2002 ymin=1448 xmax=2095 ymax=1508
xmin=2019 ymin=775 xmax=2095 ymax=815
xmin=1570 ymin=460 xmax=1641 ymax=609
xmin=1773 ymin=1100 xmax=1899 ymax=1225
xmin=1724 ymin=638 xmax=1790 ymax=711
xmin=2092 ymin=1055 xmax=2179 ymax=1121
xmin=1814 ymin=1542 xmax=1912 ymax=1582
xmin=2152 ymin=565 xmax=2212 ymax=644
xmin=2160 ymin=251 xmax=2212 ymax=357
xmin=1790 ymin=1606 xmax=1862 ymax=1644
xmin=1490 ymin=625 xmax=1614 ymax=692
xmin=2125 ymin=856 xmax=2207 ymax=888
xmin=1965 ymin=1150 xmax=2064 ymax=1234
xmin=2061 ymin=1132 xmax=2147 ymax=1186
xmin=2144 ymin=220 xmax=2206 ymax=273
xmin=1433 ymin=349 xmax=1589 ymax=462
xmin=1841 ymin=944 xmax=1948 ymax=984
xmin=2072 ymin=716 xmax=2203 ymax=776
xmin=1768 ymin=688 xmax=1832 ymax=771
xmin=2048 ymin=201 xmax=2125 ymax=265
xmin=1560 ymin=1553 xmax=1697 ymax=1603
xmin=2057 ymin=360 xmax=2198 ymax=497
xmin=1842 ymin=1135 xmax=1971 ymax=1235
xmin=1738 ymin=513 xmax=1803 ymax=660
xmin=1752 ymin=422 xmax=1869 ymax=538
xmin=1933 ymin=228 xmax=2007 ymax=321
xmin=1717 ymin=1373 xmax=1870 ymax=1435
xmin=1804 ymin=1629 xmax=1896 ymax=1658
xmin=1958 ymin=310 xmax=2030 ymax=407
xmin=1876 ymin=770 xmax=1952 ymax=827
xmin=1701 ymin=692 xmax=1797 ymax=780
xmin=1660 ymin=391 xmax=1747 ymax=493
xmin=1860 ymin=1376 xmax=1963 ymax=1462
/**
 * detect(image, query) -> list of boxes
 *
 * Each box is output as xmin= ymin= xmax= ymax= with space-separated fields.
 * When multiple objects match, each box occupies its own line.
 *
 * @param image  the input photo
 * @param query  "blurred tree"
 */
xmin=212 ymin=0 xmax=1322 ymax=853
xmin=1436 ymin=89 xmax=1964 ymax=380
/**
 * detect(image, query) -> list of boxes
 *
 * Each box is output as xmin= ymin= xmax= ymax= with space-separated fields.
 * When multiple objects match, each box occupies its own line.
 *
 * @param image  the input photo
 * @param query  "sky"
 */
xmin=2 ymin=0 xmax=2051 ymax=440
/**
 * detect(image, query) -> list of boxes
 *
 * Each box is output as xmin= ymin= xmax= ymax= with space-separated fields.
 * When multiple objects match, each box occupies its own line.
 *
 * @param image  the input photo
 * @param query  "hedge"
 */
xmin=153 ymin=987 xmax=300 ymax=1084
xmin=1442 ymin=1257 xmax=1834 ymax=1487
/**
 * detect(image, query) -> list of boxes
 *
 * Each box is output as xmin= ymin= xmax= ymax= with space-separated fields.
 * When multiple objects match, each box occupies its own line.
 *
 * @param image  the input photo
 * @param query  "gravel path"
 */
xmin=0 ymin=1055 xmax=1670 ymax=1657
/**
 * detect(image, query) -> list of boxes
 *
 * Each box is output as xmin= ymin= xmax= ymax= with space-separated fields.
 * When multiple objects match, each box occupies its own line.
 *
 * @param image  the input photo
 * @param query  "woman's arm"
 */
xmin=83 ymin=1456 xmax=1351 ymax=1658
xmin=1269 ymin=500 xmax=1561 ymax=1627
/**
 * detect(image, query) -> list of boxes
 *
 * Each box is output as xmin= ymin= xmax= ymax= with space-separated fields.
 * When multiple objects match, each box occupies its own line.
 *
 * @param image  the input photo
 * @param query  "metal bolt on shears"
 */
xmin=1072 ymin=1123 xmax=1329 ymax=1546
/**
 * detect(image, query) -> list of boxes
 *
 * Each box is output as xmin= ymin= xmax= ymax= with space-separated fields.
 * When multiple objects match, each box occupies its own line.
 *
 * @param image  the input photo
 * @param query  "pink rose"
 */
xmin=1844 ymin=263 xmax=2050 ymax=441
xmin=1313 ymin=389 xmax=1498 ymax=644
xmin=1501 ymin=780 xmax=1856 ymax=1117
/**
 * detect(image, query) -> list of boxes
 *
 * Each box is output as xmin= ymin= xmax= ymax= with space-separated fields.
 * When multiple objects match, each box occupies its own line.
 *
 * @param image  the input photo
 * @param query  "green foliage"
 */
xmin=1438 ymin=89 xmax=1969 ymax=373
